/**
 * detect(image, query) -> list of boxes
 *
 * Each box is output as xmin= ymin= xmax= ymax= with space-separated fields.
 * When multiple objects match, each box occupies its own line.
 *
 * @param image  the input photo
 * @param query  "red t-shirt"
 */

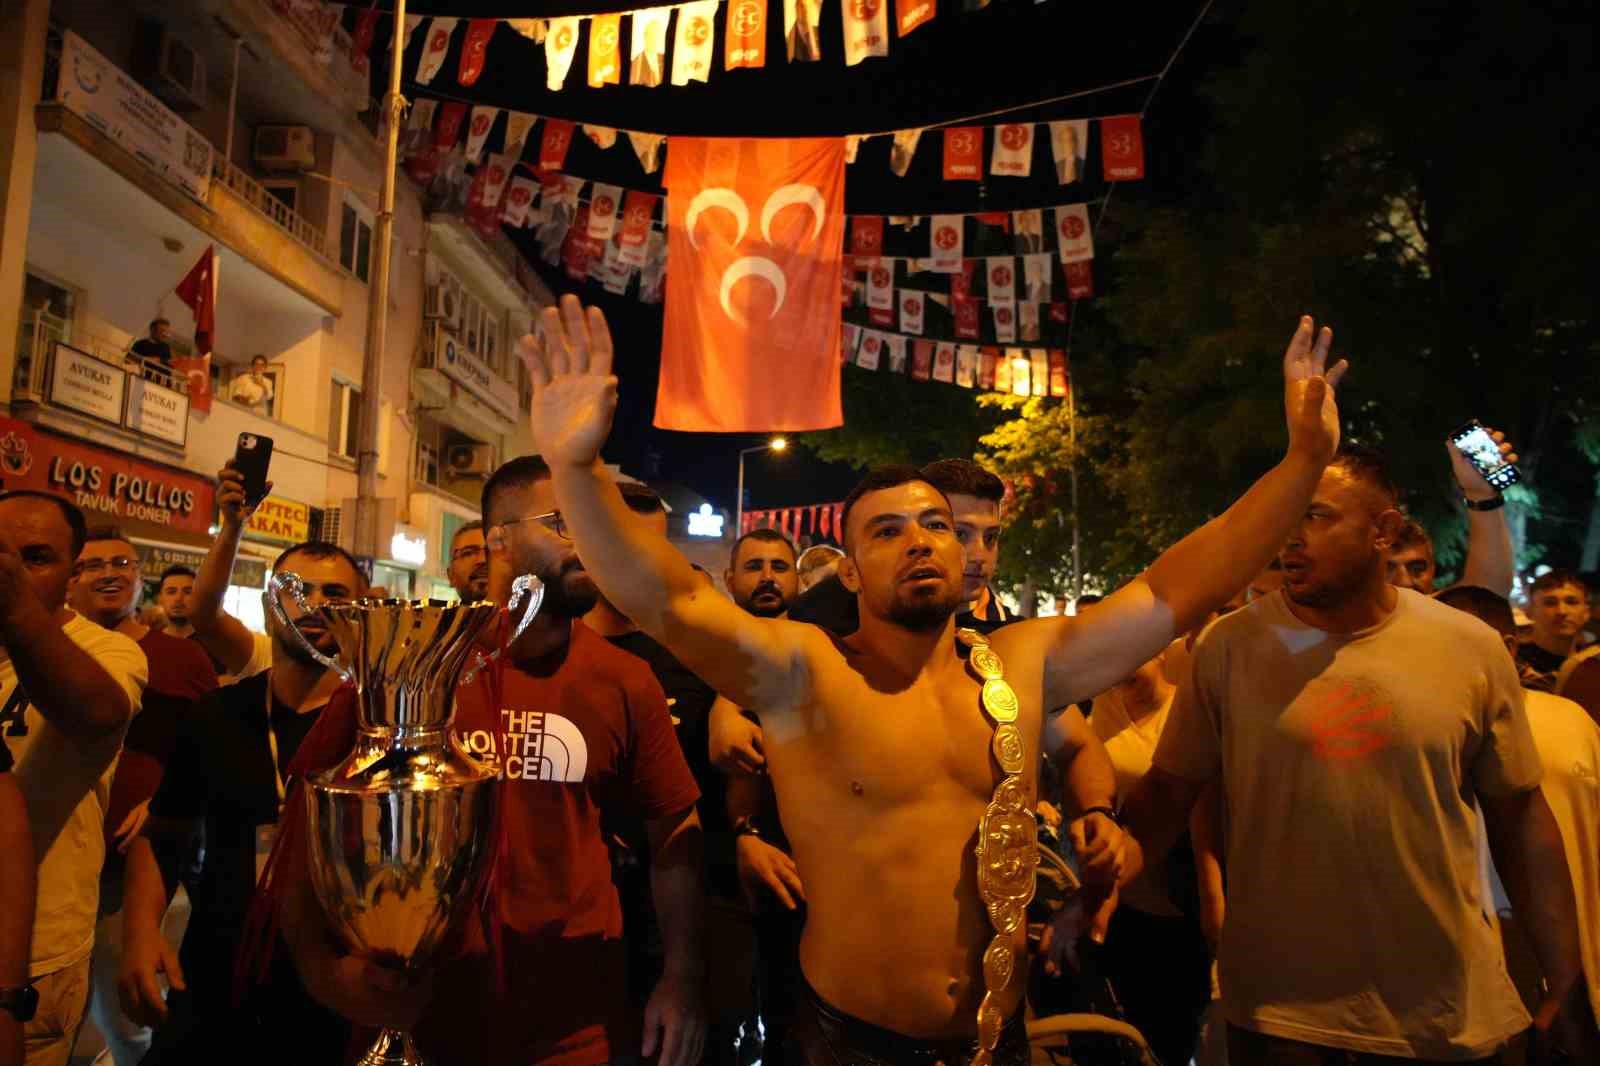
xmin=413 ymin=621 xmax=700 ymax=1066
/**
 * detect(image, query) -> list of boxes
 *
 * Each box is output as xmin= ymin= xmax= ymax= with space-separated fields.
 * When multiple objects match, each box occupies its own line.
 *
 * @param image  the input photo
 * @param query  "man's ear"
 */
xmin=837 ymin=554 xmax=862 ymax=594
xmin=1373 ymin=508 xmax=1407 ymax=551
xmin=487 ymin=525 xmax=506 ymax=557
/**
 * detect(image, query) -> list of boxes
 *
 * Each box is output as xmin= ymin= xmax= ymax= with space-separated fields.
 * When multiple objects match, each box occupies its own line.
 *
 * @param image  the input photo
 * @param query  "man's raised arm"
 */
xmin=1031 ymin=317 xmax=1347 ymax=707
xmin=190 ymin=463 xmax=267 ymax=675
xmin=519 ymin=297 xmax=815 ymax=710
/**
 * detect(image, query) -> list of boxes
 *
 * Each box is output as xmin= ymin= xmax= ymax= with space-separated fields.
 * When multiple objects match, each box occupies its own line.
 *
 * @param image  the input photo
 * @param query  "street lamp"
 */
xmin=736 ymin=436 xmax=788 ymax=536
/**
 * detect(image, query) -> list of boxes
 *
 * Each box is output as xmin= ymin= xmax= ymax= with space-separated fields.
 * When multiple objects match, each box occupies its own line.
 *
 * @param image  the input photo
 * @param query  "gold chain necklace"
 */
xmin=958 ymin=626 xmax=1037 ymax=1065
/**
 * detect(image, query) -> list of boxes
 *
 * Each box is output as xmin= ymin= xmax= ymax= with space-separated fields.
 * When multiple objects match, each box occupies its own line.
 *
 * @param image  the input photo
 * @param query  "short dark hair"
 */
xmin=82 ymin=524 xmax=134 ymax=550
xmin=481 ymin=455 xmax=551 ymax=527
xmin=1328 ymin=443 xmax=1399 ymax=510
xmin=450 ymin=520 xmax=485 ymax=550
xmin=251 ymin=354 xmax=268 ymax=366
xmin=1393 ymin=518 xmax=1434 ymax=561
xmin=1436 ymin=585 xmax=1517 ymax=637
xmin=158 ymin=565 xmax=197 ymax=587
xmin=150 ymin=318 xmax=169 ymax=332
xmin=619 ymin=482 xmax=665 ymax=515
xmin=1530 ymin=568 xmax=1590 ymax=599
xmin=731 ymin=527 xmax=796 ymax=565
xmin=0 ymin=490 xmax=87 ymax=558
xmin=919 ymin=459 xmax=1004 ymax=504
xmin=839 ymin=465 xmax=948 ymax=550
xmin=271 ymin=540 xmax=368 ymax=591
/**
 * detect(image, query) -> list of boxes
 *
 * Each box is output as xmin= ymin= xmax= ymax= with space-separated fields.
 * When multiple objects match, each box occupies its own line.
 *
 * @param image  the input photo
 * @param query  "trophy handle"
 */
xmin=265 ymin=571 xmax=354 ymax=683
xmin=460 ymin=573 xmax=544 ymax=685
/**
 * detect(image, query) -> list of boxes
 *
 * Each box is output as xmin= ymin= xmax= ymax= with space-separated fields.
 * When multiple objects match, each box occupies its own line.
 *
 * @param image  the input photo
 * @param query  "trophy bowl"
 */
xmin=267 ymin=575 xmax=542 ymax=1066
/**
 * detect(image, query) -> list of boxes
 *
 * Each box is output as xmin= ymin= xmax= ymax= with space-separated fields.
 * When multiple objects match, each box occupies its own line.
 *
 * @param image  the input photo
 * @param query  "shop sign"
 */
xmin=49 ymin=343 xmax=126 ymax=424
xmin=0 ymin=416 xmax=214 ymax=536
xmin=437 ymin=333 xmax=519 ymax=423
xmin=124 ymin=375 xmax=189 ymax=446
xmin=245 ymin=495 xmax=311 ymax=545
xmin=136 ymin=544 xmax=267 ymax=589
xmin=389 ymin=527 xmax=428 ymax=567
xmin=55 ymin=31 xmax=212 ymax=203
xmin=686 ymin=503 xmax=725 ymax=538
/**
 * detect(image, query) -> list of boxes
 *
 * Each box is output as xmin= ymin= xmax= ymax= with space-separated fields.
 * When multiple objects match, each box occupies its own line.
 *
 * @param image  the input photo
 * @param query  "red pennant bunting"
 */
xmin=851 ymin=216 xmax=884 ymax=256
xmin=833 ymin=504 xmax=844 ymax=539
xmin=897 ymin=0 xmax=935 ymax=35
xmin=1100 ymin=114 xmax=1146 ymax=181
xmin=869 ymin=306 xmax=894 ymax=327
xmin=975 ymin=212 xmax=1011 ymax=229
xmin=819 ymin=505 xmax=832 ymax=539
xmin=350 ymin=9 xmax=380 ymax=73
xmin=458 ymin=19 xmax=496 ymax=86
xmin=435 ymin=102 xmax=468 ymax=149
xmin=1049 ymin=349 xmax=1070 ymax=397
xmin=977 ymin=348 xmax=997 ymax=390
xmin=943 ymin=127 xmax=982 ymax=181
xmin=1065 ymin=259 xmax=1093 ymax=300
xmin=539 ymin=119 xmax=575 ymax=171
xmin=726 ymin=0 xmax=769 ymax=69
xmin=952 ymin=260 xmax=975 ymax=300
xmin=954 ymin=295 xmax=980 ymax=339
xmin=911 ymin=340 xmax=933 ymax=380
xmin=1049 ymin=301 xmax=1070 ymax=324
xmin=588 ymin=14 xmax=622 ymax=86
xmin=617 ymin=190 xmax=658 ymax=267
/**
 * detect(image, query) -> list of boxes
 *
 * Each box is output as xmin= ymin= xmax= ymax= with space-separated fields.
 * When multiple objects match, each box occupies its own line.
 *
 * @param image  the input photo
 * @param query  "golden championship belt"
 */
xmin=957 ymin=627 xmax=1038 ymax=1066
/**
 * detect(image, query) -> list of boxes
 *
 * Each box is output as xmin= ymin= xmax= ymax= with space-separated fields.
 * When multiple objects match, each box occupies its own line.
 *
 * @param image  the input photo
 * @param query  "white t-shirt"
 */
xmin=229 ymin=373 xmax=273 ymax=413
xmin=2 ymin=612 xmax=147 ymax=976
xmin=1155 ymin=589 xmax=1539 ymax=1059
xmin=1090 ymin=683 xmax=1182 ymax=918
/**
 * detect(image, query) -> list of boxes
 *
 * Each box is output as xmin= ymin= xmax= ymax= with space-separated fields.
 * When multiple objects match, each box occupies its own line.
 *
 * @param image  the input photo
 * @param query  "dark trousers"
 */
xmin=792 ymin=976 xmax=1029 ymax=1066
xmin=753 ymin=902 xmax=806 ymax=1066
xmin=1100 ymin=904 xmax=1211 ymax=1066
xmin=1226 ymin=1025 xmax=1510 ymax=1066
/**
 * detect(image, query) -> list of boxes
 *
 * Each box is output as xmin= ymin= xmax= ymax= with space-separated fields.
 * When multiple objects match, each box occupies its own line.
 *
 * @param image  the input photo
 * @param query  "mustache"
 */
xmin=753 ymin=581 xmax=783 ymax=597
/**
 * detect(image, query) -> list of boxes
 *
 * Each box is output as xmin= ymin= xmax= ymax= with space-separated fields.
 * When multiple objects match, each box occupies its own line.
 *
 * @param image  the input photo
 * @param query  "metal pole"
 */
xmin=223 ymin=37 xmax=242 ymax=163
xmin=354 ymin=0 xmax=406 ymax=563
xmin=735 ymin=449 xmax=747 ymax=537
xmin=1068 ymin=385 xmax=1082 ymax=603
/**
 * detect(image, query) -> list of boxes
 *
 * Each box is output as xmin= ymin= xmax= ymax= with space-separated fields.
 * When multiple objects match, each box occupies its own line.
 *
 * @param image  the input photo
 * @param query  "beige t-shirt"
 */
xmin=3 ymin=612 xmax=147 ymax=976
xmin=1155 ymin=589 xmax=1538 ymax=1059
xmin=1090 ymin=684 xmax=1182 ymax=918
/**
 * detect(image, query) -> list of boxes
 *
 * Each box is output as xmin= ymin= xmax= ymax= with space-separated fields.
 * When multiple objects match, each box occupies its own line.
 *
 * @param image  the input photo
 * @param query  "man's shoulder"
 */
xmin=1524 ymin=688 xmax=1600 ymax=736
xmin=1399 ymin=588 xmax=1506 ymax=648
xmin=138 ymin=629 xmax=219 ymax=694
xmin=63 ymin=612 xmax=144 ymax=661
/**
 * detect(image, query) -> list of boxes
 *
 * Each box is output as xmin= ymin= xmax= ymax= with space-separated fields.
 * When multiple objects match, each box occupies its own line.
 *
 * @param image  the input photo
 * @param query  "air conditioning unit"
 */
xmin=423 ymin=279 xmax=461 ymax=329
xmin=254 ymin=126 xmax=316 ymax=172
xmin=148 ymin=29 xmax=206 ymax=112
xmin=447 ymin=443 xmax=495 ymax=478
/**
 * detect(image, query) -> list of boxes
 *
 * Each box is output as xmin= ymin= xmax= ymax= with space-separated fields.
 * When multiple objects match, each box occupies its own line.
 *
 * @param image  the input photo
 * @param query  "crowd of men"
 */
xmin=0 ymin=298 xmax=1596 ymax=1066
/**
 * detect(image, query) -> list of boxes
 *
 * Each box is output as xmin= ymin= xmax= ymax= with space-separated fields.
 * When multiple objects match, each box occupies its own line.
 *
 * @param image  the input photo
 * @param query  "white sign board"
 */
xmin=124 ymin=376 xmax=190 ymax=446
xmin=437 ymin=334 xmax=519 ymax=423
xmin=687 ymin=503 xmax=725 ymax=538
xmin=56 ymin=31 xmax=213 ymax=203
xmin=49 ymin=343 xmax=127 ymax=424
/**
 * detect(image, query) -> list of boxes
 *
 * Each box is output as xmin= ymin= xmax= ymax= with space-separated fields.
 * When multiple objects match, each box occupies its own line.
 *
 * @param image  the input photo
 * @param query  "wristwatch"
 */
xmin=0 ymin=984 xmax=38 ymax=1022
xmin=732 ymin=816 xmax=763 ymax=839
xmin=1462 ymin=494 xmax=1505 ymax=512
xmin=1080 ymin=804 xmax=1121 ymax=824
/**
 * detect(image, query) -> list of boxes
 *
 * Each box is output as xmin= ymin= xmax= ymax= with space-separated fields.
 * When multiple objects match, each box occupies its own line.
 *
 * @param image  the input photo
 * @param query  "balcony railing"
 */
xmin=211 ymin=154 xmax=333 ymax=262
xmin=14 ymin=308 xmax=190 ymax=404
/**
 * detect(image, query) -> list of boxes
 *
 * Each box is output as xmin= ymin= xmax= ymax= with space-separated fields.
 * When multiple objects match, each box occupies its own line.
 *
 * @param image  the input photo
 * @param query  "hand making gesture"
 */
xmin=519 ymin=294 xmax=620 ymax=469
xmin=1282 ymin=315 xmax=1349 ymax=466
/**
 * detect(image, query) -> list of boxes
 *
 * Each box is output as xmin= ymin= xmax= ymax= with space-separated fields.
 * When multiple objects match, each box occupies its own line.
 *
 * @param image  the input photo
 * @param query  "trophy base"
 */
xmin=357 ymin=1028 xmax=426 ymax=1066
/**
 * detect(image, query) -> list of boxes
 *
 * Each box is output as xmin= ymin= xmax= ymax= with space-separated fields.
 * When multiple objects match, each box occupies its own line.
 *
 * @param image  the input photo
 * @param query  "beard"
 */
xmin=535 ymin=558 xmax=600 ymax=619
xmin=274 ymin=617 xmax=337 ymax=666
xmin=739 ymin=582 xmax=789 ymax=619
xmin=886 ymin=584 xmax=963 ymax=632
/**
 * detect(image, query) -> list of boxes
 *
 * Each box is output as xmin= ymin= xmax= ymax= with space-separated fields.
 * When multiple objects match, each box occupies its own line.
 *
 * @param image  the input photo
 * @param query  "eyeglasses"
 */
xmin=499 ymin=510 xmax=570 ymax=540
xmin=76 ymin=557 xmax=137 ymax=576
xmin=450 ymin=544 xmax=487 ymax=563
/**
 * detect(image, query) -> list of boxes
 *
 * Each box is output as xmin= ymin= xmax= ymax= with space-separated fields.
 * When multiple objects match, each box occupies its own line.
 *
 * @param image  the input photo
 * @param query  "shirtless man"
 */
xmin=520 ymin=297 xmax=1345 ymax=1062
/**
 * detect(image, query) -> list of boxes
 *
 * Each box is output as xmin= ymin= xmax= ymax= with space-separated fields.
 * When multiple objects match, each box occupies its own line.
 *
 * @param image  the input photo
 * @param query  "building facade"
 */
xmin=0 ymin=0 xmax=550 ymax=611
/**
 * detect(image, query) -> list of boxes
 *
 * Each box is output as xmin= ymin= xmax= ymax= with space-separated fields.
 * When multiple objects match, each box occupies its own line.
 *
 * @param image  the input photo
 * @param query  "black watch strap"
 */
xmin=1462 ymin=494 xmax=1505 ymax=512
xmin=732 ymin=816 xmax=763 ymax=839
xmin=0 ymin=984 xmax=38 ymax=1022
xmin=1080 ymin=804 xmax=1120 ymax=824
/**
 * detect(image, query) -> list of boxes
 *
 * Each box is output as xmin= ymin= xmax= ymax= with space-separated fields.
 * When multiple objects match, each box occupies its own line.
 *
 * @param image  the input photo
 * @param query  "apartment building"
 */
xmin=0 ymin=0 xmax=550 ymax=611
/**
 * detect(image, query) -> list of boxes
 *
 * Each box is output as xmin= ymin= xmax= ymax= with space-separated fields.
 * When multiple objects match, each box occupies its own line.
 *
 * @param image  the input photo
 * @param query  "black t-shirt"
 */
xmin=149 ymin=672 xmax=324 ymax=1012
xmin=788 ymin=572 xmax=1016 ymax=637
xmin=0 ymin=739 xmax=11 ymax=773
xmin=130 ymin=337 xmax=173 ymax=365
xmin=1518 ymin=642 xmax=1567 ymax=689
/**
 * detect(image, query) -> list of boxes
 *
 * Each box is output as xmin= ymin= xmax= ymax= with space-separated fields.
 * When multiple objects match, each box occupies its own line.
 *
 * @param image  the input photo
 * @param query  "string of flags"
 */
xmin=740 ymin=501 xmax=847 ymax=539
xmin=843 ymin=326 xmax=1071 ymax=399
xmin=344 ymin=0 xmax=1028 ymax=96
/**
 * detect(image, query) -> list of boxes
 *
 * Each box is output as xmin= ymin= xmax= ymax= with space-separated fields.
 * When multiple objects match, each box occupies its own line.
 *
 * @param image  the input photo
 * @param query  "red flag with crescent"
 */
xmin=173 ymin=245 xmax=217 ymax=413
xmin=657 ymin=137 xmax=846 ymax=431
xmin=350 ymin=9 xmax=380 ymax=74
xmin=458 ymin=19 xmax=496 ymax=86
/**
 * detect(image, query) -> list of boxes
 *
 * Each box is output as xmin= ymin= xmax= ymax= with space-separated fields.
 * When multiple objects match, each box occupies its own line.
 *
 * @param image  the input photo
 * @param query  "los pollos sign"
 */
xmin=0 ymin=416 xmax=214 ymax=537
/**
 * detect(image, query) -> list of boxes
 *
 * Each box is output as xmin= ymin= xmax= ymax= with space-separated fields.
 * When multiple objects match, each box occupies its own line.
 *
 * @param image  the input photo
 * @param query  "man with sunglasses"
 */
xmin=119 ymin=501 xmax=364 ymax=1063
xmin=69 ymin=528 xmax=216 ymax=1066
xmin=0 ymin=491 xmax=146 ymax=1066
xmin=285 ymin=456 xmax=707 ymax=1066
xmin=446 ymin=521 xmax=490 ymax=603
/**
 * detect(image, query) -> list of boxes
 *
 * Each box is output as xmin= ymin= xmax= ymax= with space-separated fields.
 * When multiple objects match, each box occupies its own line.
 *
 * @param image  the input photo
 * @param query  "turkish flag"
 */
xmin=726 ymin=0 xmax=768 ymax=69
xmin=657 ymin=137 xmax=846 ymax=431
xmin=350 ymin=9 xmax=380 ymax=73
xmin=175 ymin=246 xmax=217 ymax=356
xmin=588 ymin=14 xmax=622 ymax=86
xmin=618 ymin=190 xmax=658 ymax=267
xmin=540 ymin=119 xmax=575 ymax=171
xmin=1100 ymin=114 xmax=1145 ymax=181
xmin=464 ymin=106 xmax=499 ymax=164
xmin=943 ymin=127 xmax=982 ymax=180
xmin=458 ymin=19 xmax=496 ymax=85
xmin=851 ymin=215 xmax=884 ymax=256
xmin=545 ymin=18 xmax=580 ymax=89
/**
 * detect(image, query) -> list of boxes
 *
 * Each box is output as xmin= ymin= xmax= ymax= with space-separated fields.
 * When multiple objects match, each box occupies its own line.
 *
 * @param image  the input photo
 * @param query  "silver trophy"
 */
xmin=267 ymin=575 xmax=543 ymax=1066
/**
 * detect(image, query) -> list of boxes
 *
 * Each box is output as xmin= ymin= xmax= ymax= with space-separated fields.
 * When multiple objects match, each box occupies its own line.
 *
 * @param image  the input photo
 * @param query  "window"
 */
xmin=482 ymin=308 xmax=503 ymax=373
xmin=330 ymin=380 xmax=362 ymax=461
xmin=462 ymin=292 xmax=481 ymax=354
xmin=339 ymin=197 xmax=373 ymax=282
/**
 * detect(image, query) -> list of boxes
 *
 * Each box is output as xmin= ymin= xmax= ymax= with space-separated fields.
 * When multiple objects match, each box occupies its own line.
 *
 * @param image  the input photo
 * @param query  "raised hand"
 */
xmin=519 ymin=294 xmax=618 ymax=470
xmin=1447 ymin=426 xmax=1518 ymax=502
xmin=1282 ymin=316 xmax=1349 ymax=466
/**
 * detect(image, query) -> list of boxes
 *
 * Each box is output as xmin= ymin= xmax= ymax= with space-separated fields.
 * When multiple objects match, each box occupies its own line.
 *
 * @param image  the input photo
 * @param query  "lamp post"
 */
xmin=735 ymin=436 xmax=787 ymax=536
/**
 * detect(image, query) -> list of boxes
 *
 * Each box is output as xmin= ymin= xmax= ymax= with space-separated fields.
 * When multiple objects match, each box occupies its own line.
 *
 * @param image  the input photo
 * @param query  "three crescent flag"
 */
xmin=657 ymin=138 xmax=845 ymax=432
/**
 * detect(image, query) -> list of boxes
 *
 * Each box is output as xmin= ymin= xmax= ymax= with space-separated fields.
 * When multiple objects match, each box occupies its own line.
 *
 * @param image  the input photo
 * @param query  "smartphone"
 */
xmin=1449 ymin=420 xmax=1520 ymax=491
xmin=233 ymin=432 xmax=274 ymax=506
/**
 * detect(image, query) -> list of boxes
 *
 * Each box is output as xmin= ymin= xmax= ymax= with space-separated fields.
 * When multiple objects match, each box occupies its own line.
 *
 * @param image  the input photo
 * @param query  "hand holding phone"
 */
xmin=230 ymin=433 xmax=275 ymax=510
xmin=1448 ymin=421 xmax=1520 ymax=492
